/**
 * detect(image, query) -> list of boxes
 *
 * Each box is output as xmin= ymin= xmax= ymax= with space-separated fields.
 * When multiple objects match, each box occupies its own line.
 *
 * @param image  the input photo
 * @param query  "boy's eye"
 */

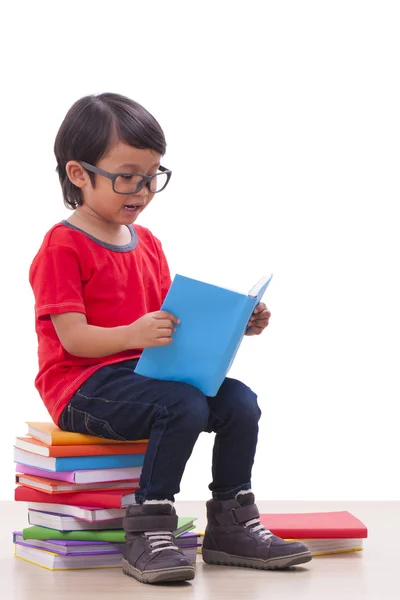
xmin=120 ymin=174 xmax=134 ymax=180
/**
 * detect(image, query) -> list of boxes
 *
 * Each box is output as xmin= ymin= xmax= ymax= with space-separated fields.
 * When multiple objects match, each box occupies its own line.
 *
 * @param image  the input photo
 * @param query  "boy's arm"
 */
xmin=50 ymin=313 xmax=130 ymax=357
xmin=51 ymin=311 xmax=179 ymax=358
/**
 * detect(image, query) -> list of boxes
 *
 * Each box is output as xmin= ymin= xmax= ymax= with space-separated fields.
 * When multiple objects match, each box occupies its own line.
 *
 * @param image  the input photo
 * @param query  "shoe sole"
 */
xmin=122 ymin=558 xmax=195 ymax=584
xmin=202 ymin=549 xmax=312 ymax=570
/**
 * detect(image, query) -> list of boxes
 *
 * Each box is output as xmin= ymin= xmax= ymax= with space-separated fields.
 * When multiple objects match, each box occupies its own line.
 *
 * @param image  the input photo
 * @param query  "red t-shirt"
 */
xmin=29 ymin=221 xmax=171 ymax=425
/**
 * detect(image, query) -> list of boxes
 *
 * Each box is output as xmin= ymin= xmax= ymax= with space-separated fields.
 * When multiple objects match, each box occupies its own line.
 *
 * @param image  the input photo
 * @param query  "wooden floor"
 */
xmin=2 ymin=500 xmax=399 ymax=599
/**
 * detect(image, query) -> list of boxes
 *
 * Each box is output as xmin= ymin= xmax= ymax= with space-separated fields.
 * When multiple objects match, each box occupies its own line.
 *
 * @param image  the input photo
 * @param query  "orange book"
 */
xmin=26 ymin=422 xmax=147 ymax=446
xmin=16 ymin=436 xmax=147 ymax=457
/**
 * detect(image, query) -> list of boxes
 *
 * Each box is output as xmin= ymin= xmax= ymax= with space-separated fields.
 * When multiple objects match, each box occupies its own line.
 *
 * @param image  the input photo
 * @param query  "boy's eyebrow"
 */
xmin=117 ymin=162 xmax=160 ymax=170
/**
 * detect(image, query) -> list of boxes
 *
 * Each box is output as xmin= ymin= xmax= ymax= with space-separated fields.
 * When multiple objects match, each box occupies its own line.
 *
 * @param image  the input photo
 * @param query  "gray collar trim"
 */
xmin=60 ymin=220 xmax=138 ymax=252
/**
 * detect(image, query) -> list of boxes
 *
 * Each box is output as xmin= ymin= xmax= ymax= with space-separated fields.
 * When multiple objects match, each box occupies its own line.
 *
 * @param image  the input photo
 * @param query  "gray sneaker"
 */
xmin=122 ymin=503 xmax=195 ymax=584
xmin=202 ymin=492 xmax=312 ymax=570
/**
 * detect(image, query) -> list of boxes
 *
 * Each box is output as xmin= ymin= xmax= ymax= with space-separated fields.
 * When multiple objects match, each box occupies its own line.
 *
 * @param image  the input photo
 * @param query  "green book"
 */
xmin=22 ymin=517 xmax=197 ymax=542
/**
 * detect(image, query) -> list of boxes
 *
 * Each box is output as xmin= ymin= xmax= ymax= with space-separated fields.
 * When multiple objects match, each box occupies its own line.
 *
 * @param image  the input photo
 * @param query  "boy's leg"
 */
xmin=60 ymin=359 xmax=209 ymax=503
xmin=59 ymin=359 xmax=208 ymax=583
xmin=202 ymin=377 xmax=312 ymax=570
xmin=205 ymin=377 xmax=261 ymax=500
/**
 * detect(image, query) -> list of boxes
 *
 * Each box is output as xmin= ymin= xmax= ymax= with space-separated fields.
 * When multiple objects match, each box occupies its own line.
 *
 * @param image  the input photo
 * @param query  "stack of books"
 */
xmin=13 ymin=422 xmax=199 ymax=570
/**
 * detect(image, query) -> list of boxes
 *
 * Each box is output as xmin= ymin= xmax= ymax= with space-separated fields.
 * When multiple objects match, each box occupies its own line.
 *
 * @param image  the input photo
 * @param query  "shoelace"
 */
xmin=144 ymin=530 xmax=181 ymax=554
xmin=244 ymin=518 xmax=274 ymax=541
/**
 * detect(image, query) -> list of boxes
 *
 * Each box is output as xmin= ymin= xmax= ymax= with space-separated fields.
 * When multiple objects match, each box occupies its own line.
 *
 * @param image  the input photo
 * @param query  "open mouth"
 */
xmin=124 ymin=204 xmax=142 ymax=211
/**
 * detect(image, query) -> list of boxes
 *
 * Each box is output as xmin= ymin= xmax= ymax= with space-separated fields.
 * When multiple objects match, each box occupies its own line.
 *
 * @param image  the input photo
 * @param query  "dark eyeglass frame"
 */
xmin=79 ymin=161 xmax=172 ymax=194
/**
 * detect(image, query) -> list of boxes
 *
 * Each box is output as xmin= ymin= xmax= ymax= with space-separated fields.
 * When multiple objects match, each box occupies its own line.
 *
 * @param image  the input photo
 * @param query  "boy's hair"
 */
xmin=54 ymin=93 xmax=167 ymax=209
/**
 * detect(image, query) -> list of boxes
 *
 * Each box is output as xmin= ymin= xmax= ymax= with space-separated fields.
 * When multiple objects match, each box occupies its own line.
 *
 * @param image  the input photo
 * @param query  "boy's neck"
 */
xmin=67 ymin=209 xmax=132 ymax=246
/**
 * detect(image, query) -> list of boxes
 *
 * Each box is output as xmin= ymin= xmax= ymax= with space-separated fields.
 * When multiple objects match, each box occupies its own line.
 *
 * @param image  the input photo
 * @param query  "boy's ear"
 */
xmin=66 ymin=161 xmax=89 ymax=189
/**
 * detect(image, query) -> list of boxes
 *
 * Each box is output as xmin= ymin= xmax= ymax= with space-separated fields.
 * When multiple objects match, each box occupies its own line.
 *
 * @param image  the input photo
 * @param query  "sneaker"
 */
xmin=202 ymin=492 xmax=312 ymax=570
xmin=122 ymin=502 xmax=195 ymax=584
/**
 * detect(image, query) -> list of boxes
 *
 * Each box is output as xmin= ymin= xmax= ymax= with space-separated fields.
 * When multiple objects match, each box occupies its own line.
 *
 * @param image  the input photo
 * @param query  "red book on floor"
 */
xmin=15 ymin=485 xmax=138 ymax=508
xmin=259 ymin=511 xmax=368 ymax=539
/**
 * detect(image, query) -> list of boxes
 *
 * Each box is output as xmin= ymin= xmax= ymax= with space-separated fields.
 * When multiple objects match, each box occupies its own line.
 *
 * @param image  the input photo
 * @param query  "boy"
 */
xmin=29 ymin=93 xmax=312 ymax=584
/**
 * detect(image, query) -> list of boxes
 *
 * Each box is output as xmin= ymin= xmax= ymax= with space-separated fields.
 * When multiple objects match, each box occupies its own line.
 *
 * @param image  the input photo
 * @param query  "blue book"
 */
xmin=134 ymin=274 xmax=273 ymax=396
xmin=14 ymin=447 xmax=145 ymax=472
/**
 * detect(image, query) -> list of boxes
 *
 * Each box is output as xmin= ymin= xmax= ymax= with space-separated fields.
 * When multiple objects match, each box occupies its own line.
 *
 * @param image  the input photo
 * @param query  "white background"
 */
xmin=0 ymin=1 xmax=399 ymax=501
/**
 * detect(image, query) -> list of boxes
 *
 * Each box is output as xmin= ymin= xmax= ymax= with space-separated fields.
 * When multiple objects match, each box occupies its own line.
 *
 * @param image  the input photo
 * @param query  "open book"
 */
xmin=134 ymin=273 xmax=273 ymax=396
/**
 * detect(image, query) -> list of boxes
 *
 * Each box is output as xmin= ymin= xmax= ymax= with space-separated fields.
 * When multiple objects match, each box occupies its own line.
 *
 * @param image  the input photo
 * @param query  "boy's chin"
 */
xmin=121 ymin=208 xmax=142 ymax=223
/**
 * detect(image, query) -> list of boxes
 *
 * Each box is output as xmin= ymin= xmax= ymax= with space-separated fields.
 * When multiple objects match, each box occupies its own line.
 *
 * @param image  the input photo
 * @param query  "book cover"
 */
xmin=15 ymin=486 xmax=138 ymax=508
xmin=135 ymin=274 xmax=273 ymax=396
xmin=15 ymin=436 xmax=147 ymax=457
xmin=26 ymin=421 xmax=147 ymax=446
xmin=16 ymin=463 xmax=142 ymax=484
xmin=14 ymin=447 xmax=145 ymax=471
xmin=259 ymin=511 xmax=368 ymax=539
xmin=16 ymin=473 xmax=140 ymax=493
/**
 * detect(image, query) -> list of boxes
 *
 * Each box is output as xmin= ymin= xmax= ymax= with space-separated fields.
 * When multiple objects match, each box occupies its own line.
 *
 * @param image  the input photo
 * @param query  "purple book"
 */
xmin=13 ymin=532 xmax=123 ymax=556
xmin=176 ymin=532 xmax=201 ymax=548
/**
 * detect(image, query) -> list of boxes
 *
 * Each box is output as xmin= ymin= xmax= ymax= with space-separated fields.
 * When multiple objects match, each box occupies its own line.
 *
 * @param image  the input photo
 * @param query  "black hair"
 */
xmin=54 ymin=93 xmax=167 ymax=209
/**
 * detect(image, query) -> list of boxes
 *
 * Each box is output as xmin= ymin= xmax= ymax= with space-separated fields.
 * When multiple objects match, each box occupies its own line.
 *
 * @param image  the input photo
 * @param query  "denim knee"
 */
xmin=166 ymin=381 xmax=210 ymax=434
xmin=218 ymin=378 xmax=261 ymax=425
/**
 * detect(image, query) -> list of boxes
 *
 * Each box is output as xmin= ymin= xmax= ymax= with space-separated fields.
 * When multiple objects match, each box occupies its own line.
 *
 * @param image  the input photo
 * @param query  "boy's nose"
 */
xmin=136 ymin=182 xmax=149 ymax=196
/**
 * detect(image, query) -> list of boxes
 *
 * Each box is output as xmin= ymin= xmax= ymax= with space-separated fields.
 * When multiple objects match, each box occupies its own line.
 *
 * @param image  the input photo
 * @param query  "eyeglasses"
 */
xmin=79 ymin=161 xmax=172 ymax=194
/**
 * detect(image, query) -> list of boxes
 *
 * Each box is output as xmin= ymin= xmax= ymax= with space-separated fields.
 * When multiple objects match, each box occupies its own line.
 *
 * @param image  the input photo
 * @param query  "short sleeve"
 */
xmin=29 ymin=245 xmax=86 ymax=320
xmin=153 ymin=237 xmax=172 ymax=302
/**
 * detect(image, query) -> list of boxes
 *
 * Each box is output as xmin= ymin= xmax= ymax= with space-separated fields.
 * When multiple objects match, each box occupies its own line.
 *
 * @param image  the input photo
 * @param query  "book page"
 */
xmin=248 ymin=274 xmax=273 ymax=298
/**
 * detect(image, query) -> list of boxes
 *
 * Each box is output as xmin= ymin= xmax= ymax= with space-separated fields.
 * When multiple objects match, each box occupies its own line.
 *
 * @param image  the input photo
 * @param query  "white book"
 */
xmin=294 ymin=538 xmax=364 ymax=555
xmin=73 ymin=466 xmax=141 ymax=484
xmin=28 ymin=510 xmax=123 ymax=531
xmin=27 ymin=502 xmax=125 ymax=522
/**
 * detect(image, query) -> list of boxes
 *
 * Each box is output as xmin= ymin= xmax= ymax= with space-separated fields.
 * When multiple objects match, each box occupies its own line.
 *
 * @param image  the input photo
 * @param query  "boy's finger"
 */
xmin=253 ymin=317 xmax=270 ymax=326
xmin=156 ymin=337 xmax=173 ymax=345
xmin=250 ymin=310 xmax=270 ymax=322
xmin=157 ymin=311 xmax=180 ymax=324
xmin=246 ymin=326 xmax=263 ymax=336
xmin=254 ymin=303 xmax=266 ymax=313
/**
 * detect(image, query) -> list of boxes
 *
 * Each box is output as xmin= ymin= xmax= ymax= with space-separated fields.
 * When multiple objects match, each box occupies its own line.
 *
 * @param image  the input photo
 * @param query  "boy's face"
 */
xmin=68 ymin=142 xmax=162 ymax=226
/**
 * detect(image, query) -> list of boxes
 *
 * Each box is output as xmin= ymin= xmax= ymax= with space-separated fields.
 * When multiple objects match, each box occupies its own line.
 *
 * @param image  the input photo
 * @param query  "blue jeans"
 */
xmin=59 ymin=359 xmax=261 ymax=503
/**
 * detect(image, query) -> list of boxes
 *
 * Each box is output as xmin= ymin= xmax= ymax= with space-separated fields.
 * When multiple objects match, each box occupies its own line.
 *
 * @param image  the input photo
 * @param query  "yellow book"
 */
xmin=26 ymin=422 xmax=147 ymax=446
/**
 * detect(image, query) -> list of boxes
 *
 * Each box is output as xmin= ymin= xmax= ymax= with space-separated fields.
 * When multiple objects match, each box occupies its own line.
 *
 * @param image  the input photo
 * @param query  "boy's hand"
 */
xmin=245 ymin=303 xmax=271 ymax=336
xmin=126 ymin=311 xmax=180 ymax=348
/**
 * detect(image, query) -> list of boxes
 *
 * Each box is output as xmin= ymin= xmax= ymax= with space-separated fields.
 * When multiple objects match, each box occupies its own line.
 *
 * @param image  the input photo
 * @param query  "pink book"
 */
xmin=15 ymin=463 xmax=141 ymax=484
xmin=16 ymin=464 xmax=75 ymax=483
